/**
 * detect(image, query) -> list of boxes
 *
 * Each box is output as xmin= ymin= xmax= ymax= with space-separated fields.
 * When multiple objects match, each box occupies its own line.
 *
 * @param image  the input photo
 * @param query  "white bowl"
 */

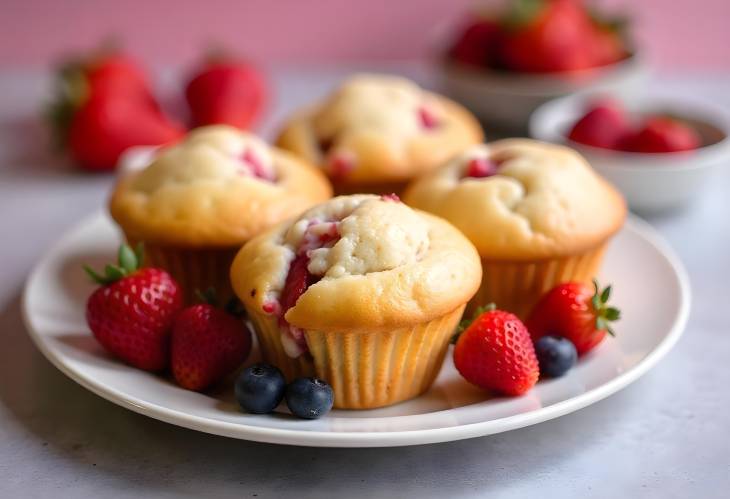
xmin=440 ymin=55 xmax=648 ymax=133
xmin=529 ymin=93 xmax=730 ymax=213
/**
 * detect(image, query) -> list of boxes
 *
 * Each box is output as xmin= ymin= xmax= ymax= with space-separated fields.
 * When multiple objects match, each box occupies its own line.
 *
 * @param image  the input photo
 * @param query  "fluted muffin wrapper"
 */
xmin=126 ymin=238 xmax=241 ymax=304
xmin=469 ymin=243 xmax=608 ymax=320
xmin=247 ymin=305 xmax=465 ymax=409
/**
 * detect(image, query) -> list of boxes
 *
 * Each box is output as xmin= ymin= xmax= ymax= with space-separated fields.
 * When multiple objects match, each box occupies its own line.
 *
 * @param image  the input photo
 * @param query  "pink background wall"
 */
xmin=2 ymin=0 xmax=729 ymax=69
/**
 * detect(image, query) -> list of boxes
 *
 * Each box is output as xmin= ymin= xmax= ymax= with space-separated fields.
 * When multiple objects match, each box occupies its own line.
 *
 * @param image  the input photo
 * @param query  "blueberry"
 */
xmin=535 ymin=336 xmax=577 ymax=378
xmin=285 ymin=377 xmax=334 ymax=419
xmin=235 ymin=364 xmax=286 ymax=414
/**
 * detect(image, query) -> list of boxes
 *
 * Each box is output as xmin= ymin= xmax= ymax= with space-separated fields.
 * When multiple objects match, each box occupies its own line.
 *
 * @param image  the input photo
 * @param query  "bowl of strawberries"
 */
xmin=440 ymin=0 xmax=647 ymax=133
xmin=529 ymin=93 xmax=730 ymax=213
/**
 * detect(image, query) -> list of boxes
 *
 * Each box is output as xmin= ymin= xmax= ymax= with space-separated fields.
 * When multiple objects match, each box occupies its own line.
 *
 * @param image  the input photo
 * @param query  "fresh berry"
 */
xmin=452 ymin=304 xmax=539 ymax=396
xmin=84 ymin=244 xmax=183 ymax=371
xmin=498 ymin=0 xmax=598 ymax=73
xmin=285 ymin=377 xmax=334 ymax=419
xmin=568 ymin=99 xmax=630 ymax=150
xmin=464 ymin=157 xmax=498 ymax=178
xmin=171 ymin=297 xmax=252 ymax=392
xmin=534 ymin=336 xmax=577 ymax=378
xmin=67 ymin=95 xmax=184 ymax=171
xmin=527 ymin=280 xmax=620 ymax=356
xmin=185 ymin=56 xmax=266 ymax=129
xmin=622 ymin=116 xmax=701 ymax=153
xmin=235 ymin=363 xmax=286 ymax=414
xmin=449 ymin=18 xmax=502 ymax=67
xmin=47 ymin=48 xmax=182 ymax=171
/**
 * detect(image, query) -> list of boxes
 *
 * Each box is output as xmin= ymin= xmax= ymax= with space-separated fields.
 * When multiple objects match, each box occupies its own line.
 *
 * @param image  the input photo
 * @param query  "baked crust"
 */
xmin=403 ymin=139 xmax=627 ymax=260
xmin=109 ymin=126 xmax=332 ymax=247
xmin=275 ymin=74 xmax=483 ymax=185
xmin=230 ymin=195 xmax=482 ymax=333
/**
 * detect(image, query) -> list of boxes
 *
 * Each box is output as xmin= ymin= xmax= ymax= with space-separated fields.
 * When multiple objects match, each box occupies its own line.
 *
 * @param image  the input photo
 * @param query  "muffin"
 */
xmin=110 ymin=125 xmax=332 ymax=302
xmin=230 ymin=194 xmax=481 ymax=409
xmin=275 ymin=74 xmax=484 ymax=195
xmin=403 ymin=139 xmax=626 ymax=319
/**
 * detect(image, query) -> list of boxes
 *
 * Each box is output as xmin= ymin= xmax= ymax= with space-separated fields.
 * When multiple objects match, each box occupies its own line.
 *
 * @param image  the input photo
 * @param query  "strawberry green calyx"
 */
xmin=451 ymin=302 xmax=497 ymax=344
xmin=501 ymin=0 xmax=545 ymax=30
xmin=590 ymin=279 xmax=621 ymax=336
xmin=84 ymin=243 xmax=144 ymax=285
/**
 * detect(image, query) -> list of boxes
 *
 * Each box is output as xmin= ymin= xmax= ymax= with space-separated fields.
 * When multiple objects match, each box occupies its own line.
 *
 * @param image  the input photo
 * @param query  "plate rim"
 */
xmin=21 ymin=212 xmax=691 ymax=448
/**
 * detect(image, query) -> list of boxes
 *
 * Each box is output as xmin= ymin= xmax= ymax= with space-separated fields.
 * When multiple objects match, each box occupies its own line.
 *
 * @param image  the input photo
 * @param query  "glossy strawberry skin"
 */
xmin=185 ymin=61 xmax=266 ymax=129
xmin=453 ymin=310 xmax=539 ymax=396
xmin=68 ymin=95 xmax=184 ymax=171
xmin=171 ymin=304 xmax=252 ymax=391
xmin=86 ymin=268 xmax=183 ymax=371
xmin=499 ymin=0 xmax=597 ymax=73
xmin=83 ymin=54 xmax=154 ymax=103
xmin=568 ymin=100 xmax=630 ymax=150
xmin=449 ymin=18 xmax=502 ymax=67
xmin=622 ymin=117 xmax=701 ymax=153
xmin=527 ymin=282 xmax=604 ymax=356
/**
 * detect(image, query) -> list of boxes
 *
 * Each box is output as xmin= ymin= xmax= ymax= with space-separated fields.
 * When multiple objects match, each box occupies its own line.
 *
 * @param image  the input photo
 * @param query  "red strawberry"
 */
xmin=589 ymin=26 xmax=627 ymax=67
xmin=85 ymin=244 xmax=183 ymax=371
xmin=185 ymin=57 xmax=266 ymax=129
xmin=622 ymin=116 xmax=701 ymax=153
xmin=527 ymin=280 xmax=620 ymax=356
xmin=498 ymin=0 xmax=598 ymax=73
xmin=171 ymin=298 xmax=252 ymax=392
xmin=568 ymin=99 xmax=630 ymax=150
xmin=449 ymin=18 xmax=502 ymax=67
xmin=48 ymin=48 xmax=184 ymax=171
xmin=453 ymin=304 xmax=539 ymax=396
xmin=67 ymin=95 xmax=184 ymax=171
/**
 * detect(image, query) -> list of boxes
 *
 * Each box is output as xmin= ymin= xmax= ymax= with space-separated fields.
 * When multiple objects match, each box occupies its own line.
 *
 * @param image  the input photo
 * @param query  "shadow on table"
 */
xmin=0 ymin=290 xmax=650 ymax=498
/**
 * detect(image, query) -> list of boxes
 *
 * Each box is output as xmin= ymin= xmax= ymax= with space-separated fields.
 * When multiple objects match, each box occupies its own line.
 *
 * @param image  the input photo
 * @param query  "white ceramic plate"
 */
xmin=22 ymin=212 xmax=690 ymax=447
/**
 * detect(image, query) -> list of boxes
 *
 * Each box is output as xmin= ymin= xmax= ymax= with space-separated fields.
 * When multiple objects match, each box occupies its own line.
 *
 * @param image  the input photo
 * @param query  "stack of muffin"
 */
xmin=110 ymin=73 xmax=626 ymax=409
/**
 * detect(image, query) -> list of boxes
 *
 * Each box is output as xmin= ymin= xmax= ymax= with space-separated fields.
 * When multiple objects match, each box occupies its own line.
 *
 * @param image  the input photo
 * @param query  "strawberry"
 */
xmin=67 ymin=95 xmax=184 ymax=171
xmin=498 ymin=0 xmax=597 ymax=73
xmin=185 ymin=56 xmax=266 ymax=130
xmin=48 ymin=48 xmax=184 ymax=171
xmin=568 ymin=99 xmax=630 ymax=150
xmin=85 ymin=244 xmax=183 ymax=371
xmin=453 ymin=304 xmax=539 ymax=396
xmin=622 ymin=116 xmax=701 ymax=153
xmin=526 ymin=280 xmax=620 ymax=356
xmin=171 ymin=293 xmax=252 ymax=392
xmin=449 ymin=18 xmax=502 ymax=67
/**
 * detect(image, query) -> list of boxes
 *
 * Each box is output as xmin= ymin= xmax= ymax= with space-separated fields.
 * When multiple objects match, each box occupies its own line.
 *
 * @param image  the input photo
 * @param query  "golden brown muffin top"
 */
xmin=110 ymin=126 xmax=332 ymax=247
xmin=403 ymin=139 xmax=627 ymax=260
xmin=275 ymin=74 xmax=483 ymax=185
xmin=230 ymin=194 xmax=482 ymax=334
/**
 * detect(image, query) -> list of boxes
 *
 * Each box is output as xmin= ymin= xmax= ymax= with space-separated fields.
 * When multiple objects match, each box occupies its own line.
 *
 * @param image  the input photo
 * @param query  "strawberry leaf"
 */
xmin=605 ymin=307 xmax=621 ymax=321
xmin=600 ymin=285 xmax=612 ymax=304
xmin=118 ymin=244 xmax=138 ymax=274
xmin=83 ymin=265 xmax=111 ymax=285
xmin=104 ymin=264 xmax=126 ymax=281
xmin=133 ymin=242 xmax=145 ymax=267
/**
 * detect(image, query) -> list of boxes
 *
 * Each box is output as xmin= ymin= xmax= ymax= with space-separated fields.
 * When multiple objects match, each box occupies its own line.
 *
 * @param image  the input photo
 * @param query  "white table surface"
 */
xmin=1 ymin=64 xmax=728 ymax=498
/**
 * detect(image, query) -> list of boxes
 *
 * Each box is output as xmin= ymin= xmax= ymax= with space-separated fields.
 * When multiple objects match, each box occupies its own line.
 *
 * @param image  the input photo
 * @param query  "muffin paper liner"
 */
xmin=131 ymin=241 xmax=241 ymax=304
xmin=469 ymin=243 xmax=608 ymax=320
xmin=247 ymin=305 xmax=466 ymax=409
